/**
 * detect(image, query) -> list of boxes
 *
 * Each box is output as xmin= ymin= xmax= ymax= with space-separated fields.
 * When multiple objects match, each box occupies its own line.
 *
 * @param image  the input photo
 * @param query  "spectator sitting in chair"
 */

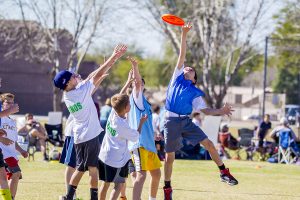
xmin=18 ymin=113 xmax=48 ymax=160
xmin=218 ymin=124 xmax=238 ymax=159
xmin=270 ymin=117 xmax=300 ymax=156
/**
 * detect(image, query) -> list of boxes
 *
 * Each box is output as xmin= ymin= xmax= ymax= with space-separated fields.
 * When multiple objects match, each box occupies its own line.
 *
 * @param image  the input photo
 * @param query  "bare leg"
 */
xmin=88 ymin=166 xmax=99 ymax=188
xmin=109 ymin=183 xmax=123 ymax=200
xmin=132 ymin=171 xmax=146 ymax=200
xmin=99 ymin=182 xmax=110 ymax=200
xmin=149 ymin=168 xmax=161 ymax=198
xmin=130 ymin=171 xmax=136 ymax=183
xmin=69 ymin=170 xmax=84 ymax=186
xmin=39 ymin=139 xmax=47 ymax=158
xmin=164 ymin=152 xmax=175 ymax=182
xmin=30 ymin=129 xmax=47 ymax=140
xmin=8 ymin=172 xmax=21 ymax=199
xmin=65 ymin=166 xmax=75 ymax=193
xmin=120 ymin=181 xmax=126 ymax=198
xmin=0 ymin=167 xmax=9 ymax=189
xmin=200 ymin=139 xmax=223 ymax=166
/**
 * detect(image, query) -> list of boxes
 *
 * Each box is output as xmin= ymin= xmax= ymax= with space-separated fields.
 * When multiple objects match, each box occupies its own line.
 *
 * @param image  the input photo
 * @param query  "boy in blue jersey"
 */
xmin=127 ymin=57 xmax=161 ymax=200
xmin=163 ymin=22 xmax=238 ymax=200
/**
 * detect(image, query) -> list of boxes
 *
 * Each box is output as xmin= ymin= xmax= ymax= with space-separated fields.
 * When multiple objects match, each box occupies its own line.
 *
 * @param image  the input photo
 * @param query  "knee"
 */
xmin=165 ymin=153 xmax=175 ymax=165
xmin=152 ymin=169 xmax=161 ymax=180
xmin=135 ymin=172 xmax=146 ymax=183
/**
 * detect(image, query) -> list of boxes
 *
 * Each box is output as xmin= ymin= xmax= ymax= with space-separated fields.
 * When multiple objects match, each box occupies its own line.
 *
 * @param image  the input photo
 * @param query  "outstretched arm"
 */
xmin=92 ymin=74 xmax=109 ymax=95
xmin=200 ymin=103 xmax=234 ymax=117
xmin=86 ymin=44 xmax=127 ymax=85
xmin=176 ymin=22 xmax=192 ymax=70
xmin=127 ymin=57 xmax=142 ymax=97
xmin=120 ymin=69 xmax=135 ymax=94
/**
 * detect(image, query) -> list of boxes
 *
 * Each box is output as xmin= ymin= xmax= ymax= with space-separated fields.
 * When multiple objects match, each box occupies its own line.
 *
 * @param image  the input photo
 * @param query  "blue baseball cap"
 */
xmin=53 ymin=70 xmax=73 ymax=90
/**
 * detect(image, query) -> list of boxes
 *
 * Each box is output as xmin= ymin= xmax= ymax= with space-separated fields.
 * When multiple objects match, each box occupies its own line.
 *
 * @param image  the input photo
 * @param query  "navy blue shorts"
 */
xmin=164 ymin=116 xmax=208 ymax=152
xmin=59 ymin=136 xmax=76 ymax=168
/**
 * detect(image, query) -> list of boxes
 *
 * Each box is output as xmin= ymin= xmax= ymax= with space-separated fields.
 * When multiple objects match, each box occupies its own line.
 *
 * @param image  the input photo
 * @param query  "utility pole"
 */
xmin=262 ymin=36 xmax=268 ymax=118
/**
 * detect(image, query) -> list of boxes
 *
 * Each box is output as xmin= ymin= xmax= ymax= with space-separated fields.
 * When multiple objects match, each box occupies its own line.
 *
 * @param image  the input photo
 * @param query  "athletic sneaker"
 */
xmin=220 ymin=168 xmax=238 ymax=186
xmin=163 ymin=187 xmax=173 ymax=200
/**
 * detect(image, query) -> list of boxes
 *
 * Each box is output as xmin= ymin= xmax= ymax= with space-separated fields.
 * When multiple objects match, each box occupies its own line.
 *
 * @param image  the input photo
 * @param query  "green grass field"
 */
xmin=16 ymin=153 xmax=300 ymax=200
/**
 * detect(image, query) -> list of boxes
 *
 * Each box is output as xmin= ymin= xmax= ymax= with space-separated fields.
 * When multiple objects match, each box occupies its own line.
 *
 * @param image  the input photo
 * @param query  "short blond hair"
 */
xmin=111 ymin=94 xmax=129 ymax=114
xmin=0 ymin=93 xmax=14 ymax=103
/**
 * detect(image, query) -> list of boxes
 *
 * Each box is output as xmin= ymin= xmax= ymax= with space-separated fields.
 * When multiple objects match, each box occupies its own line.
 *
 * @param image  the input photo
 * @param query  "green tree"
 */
xmin=272 ymin=0 xmax=300 ymax=104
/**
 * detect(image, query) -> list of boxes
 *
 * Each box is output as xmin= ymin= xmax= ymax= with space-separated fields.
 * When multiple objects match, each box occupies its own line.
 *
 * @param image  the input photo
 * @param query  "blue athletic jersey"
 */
xmin=166 ymin=73 xmax=204 ymax=115
xmin=128 ymin=93 xmax=156 ymax=153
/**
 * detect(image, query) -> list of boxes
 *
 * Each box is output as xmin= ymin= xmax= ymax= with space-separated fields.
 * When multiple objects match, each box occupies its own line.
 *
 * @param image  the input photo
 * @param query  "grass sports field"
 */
xmin=16 ymin=153 xmax=300 ymax=200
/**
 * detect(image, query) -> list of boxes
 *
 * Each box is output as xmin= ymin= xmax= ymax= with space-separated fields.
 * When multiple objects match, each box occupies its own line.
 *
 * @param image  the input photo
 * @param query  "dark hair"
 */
xmin=191 ymin=67 xmax=197 ymax=85
xmin=152 ymin=105 xmax=160 ymax=113
xmin=25 ymin=113 xmax=34 ymax=120
xmin=141 ymin=78 xmax=145 ymax=85
xmin=192 ymin=112 xmax=200 ymax=118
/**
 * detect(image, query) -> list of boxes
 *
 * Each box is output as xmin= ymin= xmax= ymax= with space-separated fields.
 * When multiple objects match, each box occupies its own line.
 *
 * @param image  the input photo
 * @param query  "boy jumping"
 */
xmin=163 ymin=22 xmax=238 ymax=200
xmin=127 ymin=57 xmax=161 ymax=200
xmin=53 ymin=44 xmax=127 ymax=200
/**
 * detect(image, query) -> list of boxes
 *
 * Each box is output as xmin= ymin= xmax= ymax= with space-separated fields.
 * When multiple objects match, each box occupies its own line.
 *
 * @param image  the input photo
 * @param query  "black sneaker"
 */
xmin=220 ymin=168 xmax=238 ymax=186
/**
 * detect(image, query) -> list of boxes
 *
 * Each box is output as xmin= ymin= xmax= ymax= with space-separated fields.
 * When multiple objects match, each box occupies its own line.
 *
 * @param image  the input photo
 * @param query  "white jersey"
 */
xmin=63 ymin=79 xmax=103 ymax=144
xmin=0 ymin=117 xmax=18 ymax=160
xmin=99 ymin=109 xmax=139 ymax=168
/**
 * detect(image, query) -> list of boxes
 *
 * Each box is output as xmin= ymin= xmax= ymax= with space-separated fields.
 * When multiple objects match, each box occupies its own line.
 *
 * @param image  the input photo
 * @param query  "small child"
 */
xmin=0 ymin=93 xmax=28 ymax=200
xmin=98 ymin=93 xmax=147 ymax=200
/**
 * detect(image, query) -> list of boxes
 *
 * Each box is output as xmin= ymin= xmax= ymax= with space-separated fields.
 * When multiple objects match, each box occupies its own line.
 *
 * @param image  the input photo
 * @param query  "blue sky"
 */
xmin=0 ymin=0 xmax=285 ymax=58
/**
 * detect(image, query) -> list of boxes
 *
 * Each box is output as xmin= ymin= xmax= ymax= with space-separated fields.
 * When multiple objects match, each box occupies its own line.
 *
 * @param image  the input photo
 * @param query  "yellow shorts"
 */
xmin=131 ymin=147 xmax=162 ymax=171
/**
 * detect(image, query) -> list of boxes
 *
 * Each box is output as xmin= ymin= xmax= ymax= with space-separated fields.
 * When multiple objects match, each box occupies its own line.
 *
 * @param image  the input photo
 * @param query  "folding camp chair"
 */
xmin=238 ymin=128 xmax=255 ymax=160
xmin=44 ymin=123 xmax=64 ymax=146
xmin=44 ymin=123 xmax=64 ymax=160
xmin=278 ymin=130 xmax=299 ymax=164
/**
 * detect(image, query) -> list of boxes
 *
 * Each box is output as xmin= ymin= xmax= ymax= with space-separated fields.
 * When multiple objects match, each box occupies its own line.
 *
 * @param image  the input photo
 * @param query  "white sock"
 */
xmin=149 ymin=197 xmax=156 ymax=200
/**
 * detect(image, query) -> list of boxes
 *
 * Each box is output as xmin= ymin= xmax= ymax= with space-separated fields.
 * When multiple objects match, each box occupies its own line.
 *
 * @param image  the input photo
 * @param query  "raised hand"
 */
xmin=182 ymin=21 xmax=192 ymax=33
xmin=127 ymin=56 xmax=138 ymax=67
xmin=113 ymin=44 xmax=127 ymax=59
xmin=127 ymin=69 xmax=135 ymax=83
xmin=220 ymin=103 xmax=234 ymax=116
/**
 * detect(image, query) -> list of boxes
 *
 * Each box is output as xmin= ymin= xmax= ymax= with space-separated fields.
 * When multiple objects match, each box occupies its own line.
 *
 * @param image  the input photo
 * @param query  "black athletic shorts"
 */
xmin=98 ymin=159 xmax=129 ymax=183
xmin=74 ymin=136 xmax=100 ymax=172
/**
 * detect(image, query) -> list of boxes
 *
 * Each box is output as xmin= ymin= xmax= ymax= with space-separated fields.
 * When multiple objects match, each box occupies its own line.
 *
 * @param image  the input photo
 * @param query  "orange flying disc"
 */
xmin=162 ymin=14 xmax=185 ymax=26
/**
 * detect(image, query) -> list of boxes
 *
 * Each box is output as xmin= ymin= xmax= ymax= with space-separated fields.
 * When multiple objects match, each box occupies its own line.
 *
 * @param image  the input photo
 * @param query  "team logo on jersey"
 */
xmin=68 ymin=102 xmax=83 ymax=113
xmin=106 ymin=121 xmax=116 ymax=137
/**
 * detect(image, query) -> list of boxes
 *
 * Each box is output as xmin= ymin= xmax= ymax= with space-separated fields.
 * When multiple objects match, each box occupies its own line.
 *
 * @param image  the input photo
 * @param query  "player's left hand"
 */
xmin=221 ymin=103 xmax=234 ymax=116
